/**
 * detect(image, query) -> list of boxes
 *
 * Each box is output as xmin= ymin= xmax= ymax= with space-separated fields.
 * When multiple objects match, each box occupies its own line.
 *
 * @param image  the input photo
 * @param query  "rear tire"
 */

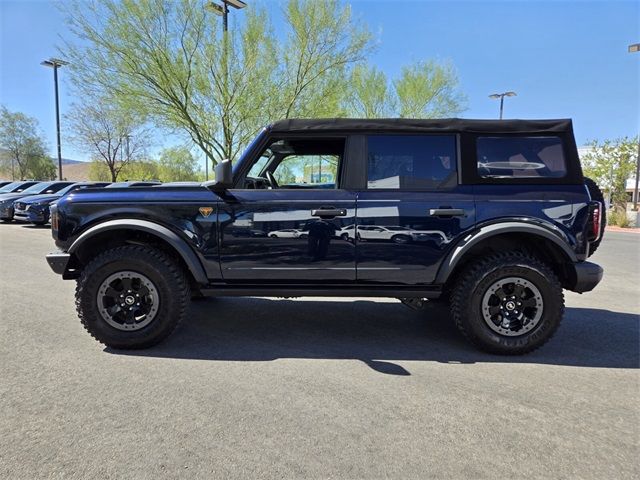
xmin=584 ymin=177 xmax=606 ymax=256
xmin=450 ymin=252 xmax=564 ymax=355
xmin=75 ymin=245 xmax=190 ymax=349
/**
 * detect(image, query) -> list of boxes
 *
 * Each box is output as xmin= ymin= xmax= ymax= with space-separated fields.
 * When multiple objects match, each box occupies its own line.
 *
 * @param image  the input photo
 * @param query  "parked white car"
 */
xmin=268 ymin=229 xmax=306 ymax=238
xmin=338 ymin=225 xmax=450 ymax=244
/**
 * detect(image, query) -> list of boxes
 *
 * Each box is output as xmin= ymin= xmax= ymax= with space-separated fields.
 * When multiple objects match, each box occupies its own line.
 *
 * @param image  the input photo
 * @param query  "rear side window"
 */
xmin=477 ymin=136 xmax=566 ymax=179
xmin=367 ymin=135 xmax=457 ymax=190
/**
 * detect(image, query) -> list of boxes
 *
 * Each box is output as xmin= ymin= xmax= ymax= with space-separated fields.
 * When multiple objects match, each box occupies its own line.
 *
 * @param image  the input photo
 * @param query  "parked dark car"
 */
xmin=0 ymin=181 xmax=74 ymax=222
xmin=46 ymin=118 xmax=604 ymax=355
xmin=14 ymin=182 xmax=111 ymax=225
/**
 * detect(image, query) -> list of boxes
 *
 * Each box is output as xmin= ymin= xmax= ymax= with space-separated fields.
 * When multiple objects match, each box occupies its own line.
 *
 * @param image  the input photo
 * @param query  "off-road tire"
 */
xmin=584 ymin=176 xmax=605 ymax=256
xmin=75 ymin=245 xmax=190 ymax=349
xmin=450 ymin=252 xmax=564 ymax=355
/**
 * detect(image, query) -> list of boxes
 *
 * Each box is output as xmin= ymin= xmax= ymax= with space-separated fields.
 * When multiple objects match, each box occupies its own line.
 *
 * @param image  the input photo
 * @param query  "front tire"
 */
xmin=75 ymin=245 xmax=190 ymax=349
xmin=450 ymin=252 xmax=564 ymax=355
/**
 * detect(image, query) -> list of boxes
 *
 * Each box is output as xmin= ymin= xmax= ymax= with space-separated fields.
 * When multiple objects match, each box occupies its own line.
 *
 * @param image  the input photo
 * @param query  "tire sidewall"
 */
xmin=465 ymin=263 xmax=563 ymax=352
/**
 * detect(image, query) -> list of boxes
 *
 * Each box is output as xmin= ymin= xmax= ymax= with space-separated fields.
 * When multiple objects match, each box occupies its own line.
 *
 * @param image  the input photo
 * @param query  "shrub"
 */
xmin=608 ymin=209 xmax=632 ymax=228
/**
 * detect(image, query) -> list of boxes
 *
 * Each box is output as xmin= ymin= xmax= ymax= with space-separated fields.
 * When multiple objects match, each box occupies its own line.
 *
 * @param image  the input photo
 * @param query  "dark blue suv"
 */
xmin=46 ymin=119 xmax=604 ymax=354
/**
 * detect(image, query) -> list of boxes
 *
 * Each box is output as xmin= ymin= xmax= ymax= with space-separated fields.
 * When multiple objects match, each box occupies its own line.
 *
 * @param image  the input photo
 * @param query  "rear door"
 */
xmin=356 ymin=134 xmax=475 ymax=285
xmin=218 ymin=135 xmax=357 ymax=283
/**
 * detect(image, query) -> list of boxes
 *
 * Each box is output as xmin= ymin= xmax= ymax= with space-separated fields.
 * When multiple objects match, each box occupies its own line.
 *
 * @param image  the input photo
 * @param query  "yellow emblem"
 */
xmin=199 ymin=206 xmax=213 ymax=217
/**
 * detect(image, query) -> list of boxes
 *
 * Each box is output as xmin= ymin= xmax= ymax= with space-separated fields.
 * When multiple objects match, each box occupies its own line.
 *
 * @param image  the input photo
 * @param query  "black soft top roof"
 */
xmin=269 ymin=118 xmax=573 ymax=134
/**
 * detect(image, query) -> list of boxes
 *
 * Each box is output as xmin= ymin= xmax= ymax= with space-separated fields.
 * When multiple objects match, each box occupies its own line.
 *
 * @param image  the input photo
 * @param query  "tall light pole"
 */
xmin=628 ymin=43 xmax=639 ymax=210
xmin=489 ymin=91 xmax=517 ymax=120
xmin=41 ymin=58 xmax=68 ymax=180
xmin=205 ymin=0 xmax=247 ymax=32
xmin=204 ymin=1 xmax=247 ymax=177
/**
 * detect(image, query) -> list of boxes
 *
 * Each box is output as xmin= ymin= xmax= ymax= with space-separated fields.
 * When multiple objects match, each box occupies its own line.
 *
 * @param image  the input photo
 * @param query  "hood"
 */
xmin=0 ymin=192 xmax=35 ymax=202
xmin=18 ymin=193 xmax=61 ymax=205
xmin=60 ymin=185 xmax=216 ymax=205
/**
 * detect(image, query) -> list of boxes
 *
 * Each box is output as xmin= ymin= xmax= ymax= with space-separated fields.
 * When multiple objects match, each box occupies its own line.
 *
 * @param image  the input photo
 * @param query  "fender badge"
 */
xmin=199 ymin=207 xmax=213 ymax=217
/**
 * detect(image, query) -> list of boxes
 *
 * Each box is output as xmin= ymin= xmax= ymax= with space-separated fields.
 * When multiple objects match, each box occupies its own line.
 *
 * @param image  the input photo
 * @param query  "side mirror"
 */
xmin=204 ymin=159 xmax=233 ymax=191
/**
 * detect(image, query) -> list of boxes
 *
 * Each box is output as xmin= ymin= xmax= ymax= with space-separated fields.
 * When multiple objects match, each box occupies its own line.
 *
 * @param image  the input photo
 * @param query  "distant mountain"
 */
xmin=61 ymin=158 xmax=86 ymax=165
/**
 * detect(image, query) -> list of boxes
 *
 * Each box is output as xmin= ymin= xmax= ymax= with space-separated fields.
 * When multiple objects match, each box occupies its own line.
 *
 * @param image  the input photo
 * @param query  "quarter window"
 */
xmin=367 ymin=135 xmax=457 ymax=190
xmin=477 ymin=136 xmax=566 ymax=178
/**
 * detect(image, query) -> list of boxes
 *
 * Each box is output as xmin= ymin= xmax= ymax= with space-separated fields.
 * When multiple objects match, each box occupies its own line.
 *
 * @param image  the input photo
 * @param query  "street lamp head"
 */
xmin=489 ymin=91 xmax=517 ymax=99
xmin=204 ymin=2 xmax=224 ymax=15
xmin=205 ymin=0 xmax=246 ymax=14
xmin=225 ymin=0 xmax=247 ymax=9
xmin=629 ymin=43 xmax=640 ymax=53
xmin=41 ymin=58 xmax=69 ymax=68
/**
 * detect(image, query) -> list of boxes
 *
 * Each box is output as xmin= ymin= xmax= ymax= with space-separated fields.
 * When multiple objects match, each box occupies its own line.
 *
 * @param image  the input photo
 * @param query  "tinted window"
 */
xmin=0 ymin=182 xmax=21 ymax=192
xmin=477 ymin=136 xmax=566 ymax=178
xmin=367 ymin=135 xmax=457 ymax=189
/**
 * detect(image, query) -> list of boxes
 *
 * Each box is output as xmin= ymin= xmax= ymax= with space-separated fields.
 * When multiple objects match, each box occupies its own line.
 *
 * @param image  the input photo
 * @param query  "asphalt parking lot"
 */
xmin=1 ymin=223 xmax=638 ymax=479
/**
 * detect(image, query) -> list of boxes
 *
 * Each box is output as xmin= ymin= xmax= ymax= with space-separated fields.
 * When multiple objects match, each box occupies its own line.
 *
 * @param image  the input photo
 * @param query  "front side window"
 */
xmin=244 ymin=137 xmax=345 ymax=189
xmin=273 ymin=154 xmax=339 ymax=187
xmin=367 ymin=135 xmax=457 ymax=190
xmin=477 ymin=136 xmax=566 ymax=179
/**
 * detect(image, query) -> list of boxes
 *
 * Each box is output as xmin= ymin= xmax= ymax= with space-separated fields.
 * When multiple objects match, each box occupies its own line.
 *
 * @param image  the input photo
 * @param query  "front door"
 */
xmin=218 ymin=136 xmax=356 ymax=283
xmin=356 ymin=134 xmax=476 ymax=285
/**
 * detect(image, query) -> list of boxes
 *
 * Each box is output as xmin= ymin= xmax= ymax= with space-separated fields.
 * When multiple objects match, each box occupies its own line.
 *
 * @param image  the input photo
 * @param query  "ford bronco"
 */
xmin=46 ymin=118 xmax=604 ymax=354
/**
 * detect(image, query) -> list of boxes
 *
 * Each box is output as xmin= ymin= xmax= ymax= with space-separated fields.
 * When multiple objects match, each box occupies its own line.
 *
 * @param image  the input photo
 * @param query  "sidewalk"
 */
xmin=606 ymin=225 xmax=640 ymax=233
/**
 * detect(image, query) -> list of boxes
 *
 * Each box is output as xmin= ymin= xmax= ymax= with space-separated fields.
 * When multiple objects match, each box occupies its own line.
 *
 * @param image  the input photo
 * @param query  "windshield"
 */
xmin=21 ymin=182 xmax=52 ymax=193
xmin=0 ymin=182 xmax=22 ymax=192
xmin=22 ymin=182 xmax=71 ymax=194
xmin=57 ymin=183 xmax=81 ymax=196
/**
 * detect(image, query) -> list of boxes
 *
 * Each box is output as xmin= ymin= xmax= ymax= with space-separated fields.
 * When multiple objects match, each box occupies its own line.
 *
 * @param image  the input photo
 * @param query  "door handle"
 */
xmin=311 ymin=208 xmax=347 ymax=218
xmin=428 ymin=208 xmax=465 ymax=217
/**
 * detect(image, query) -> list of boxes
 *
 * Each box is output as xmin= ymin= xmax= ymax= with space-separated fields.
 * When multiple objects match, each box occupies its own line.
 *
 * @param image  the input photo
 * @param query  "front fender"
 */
xmin=68 ymin=219 xmax=209 ymax=285
xmin=434 ymin=221 xmax=578 ymax=284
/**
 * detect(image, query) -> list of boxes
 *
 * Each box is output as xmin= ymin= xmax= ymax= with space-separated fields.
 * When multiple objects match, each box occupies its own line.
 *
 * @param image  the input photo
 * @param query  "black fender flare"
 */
xmin=68 ymin=219 xmax=209 ymax=285
xmin=435 ymin=221 xmax=578 ymax=284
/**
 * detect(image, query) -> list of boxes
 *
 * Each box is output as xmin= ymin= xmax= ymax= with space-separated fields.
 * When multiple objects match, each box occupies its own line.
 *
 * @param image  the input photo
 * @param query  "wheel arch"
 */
xmin=436 ymin=222 xmax=578 ymax=289
xmin=68 ymin=219 xmax=209 ymax=286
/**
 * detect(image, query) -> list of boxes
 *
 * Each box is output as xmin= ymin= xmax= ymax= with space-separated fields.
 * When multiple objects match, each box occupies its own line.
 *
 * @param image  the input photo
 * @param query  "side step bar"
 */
xmin=199 ymin=285 xmax=442 ymax=299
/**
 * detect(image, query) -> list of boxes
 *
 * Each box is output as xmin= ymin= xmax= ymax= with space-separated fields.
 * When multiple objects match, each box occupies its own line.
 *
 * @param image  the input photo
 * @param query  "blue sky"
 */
xmin=1 ymin=0 xmax=638 ymax=163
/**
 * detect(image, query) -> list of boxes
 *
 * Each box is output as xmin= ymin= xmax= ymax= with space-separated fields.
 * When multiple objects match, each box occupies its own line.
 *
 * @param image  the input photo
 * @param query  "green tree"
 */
xmin=346 ymin=61 xmax=466 ymax=119
xmin=157 ymin=146 xmax=200 ymax=182
xmin=120 ymin=160 xmax=160 ymax=181
xmin=88 ymin=160 xmax=112 ymax=181
xmin=28 ymin=154 xmax=57 ymax=180
xmin=66 ymin=100 xmax=151 ymax=182
xmin=346 ymin=64 xmax=391 ymax=118
xmin=582 ymin=137 xmax=638 ymax=211
xmin=0 ymin=106 xmax=56 ymax=180
xmin=394 ymin=61 xmax=465 ymax=118
xmin=61 ymin=0 xmax=371 ymax=168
